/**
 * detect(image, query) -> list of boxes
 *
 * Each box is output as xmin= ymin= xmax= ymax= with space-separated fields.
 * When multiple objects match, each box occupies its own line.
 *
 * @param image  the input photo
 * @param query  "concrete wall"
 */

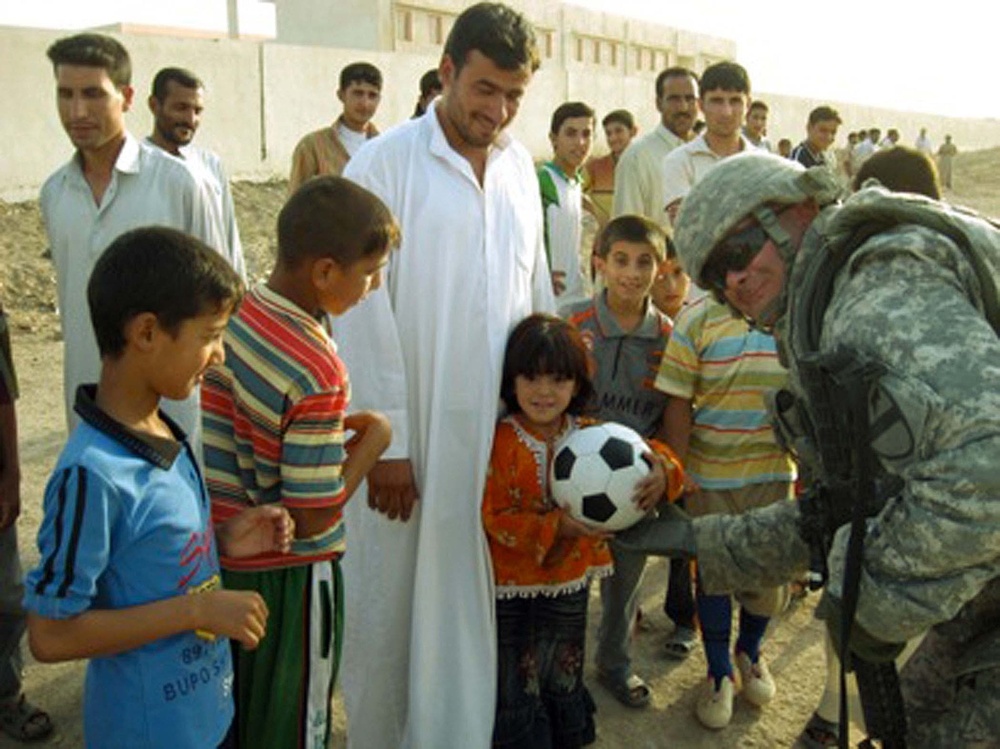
xmin=3 ymin=25 xmax=1000 ymax=201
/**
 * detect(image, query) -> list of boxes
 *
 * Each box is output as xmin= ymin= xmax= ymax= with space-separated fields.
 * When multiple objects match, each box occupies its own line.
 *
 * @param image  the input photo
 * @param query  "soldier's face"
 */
xmin=720 ymin=240 xmax=786 ymax=324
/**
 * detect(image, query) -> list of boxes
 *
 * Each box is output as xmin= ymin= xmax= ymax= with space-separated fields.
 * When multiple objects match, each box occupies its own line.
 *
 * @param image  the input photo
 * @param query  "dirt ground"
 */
xmin=0 ymin=150 xmax=996 ymax=748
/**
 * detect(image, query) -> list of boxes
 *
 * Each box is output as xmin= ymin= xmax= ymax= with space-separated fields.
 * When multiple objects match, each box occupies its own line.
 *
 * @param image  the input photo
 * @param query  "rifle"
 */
xmin=794 ymin=348 xmax=908 ymax=749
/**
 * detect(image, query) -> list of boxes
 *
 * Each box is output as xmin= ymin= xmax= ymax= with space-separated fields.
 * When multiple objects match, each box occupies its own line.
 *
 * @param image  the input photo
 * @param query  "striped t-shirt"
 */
xmin=202 ymin=284 xmax=349 ymax=570
xmin=655 ymin=296 xmax=794 ymax=489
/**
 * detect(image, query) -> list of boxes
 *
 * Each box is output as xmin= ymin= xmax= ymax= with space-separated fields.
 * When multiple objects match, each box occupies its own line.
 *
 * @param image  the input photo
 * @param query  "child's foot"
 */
xmin=596 ymin=671 xmax=651 ymax=709
xmin=797 ymin=711 xmax=839 ymax=748
xmin=0 ymin=693 xmax=54 ymax=742
xmin=695 ymin=675 xmax=734 ymax=729
xmin=735 ymin=651 xmax=776 ymax=706
xmin=663 ymin=625 xmax=697 ymax=660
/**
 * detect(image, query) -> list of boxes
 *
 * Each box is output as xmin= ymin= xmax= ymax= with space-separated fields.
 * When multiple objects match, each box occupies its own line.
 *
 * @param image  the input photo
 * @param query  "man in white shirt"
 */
xmin=613 ymin=67 xmax=699 ymax=225
xmin=288 ymin=62 xmax=382 ymax=193
xmin=663 ymin=61 xmax=754 ymax=223
xmin=41 ymin=33 xmax=224 ymax=438
xmin=332 ymin=4 xmax=553 ymax=747
xmin=146 ymin=67 xmax=245 ymax=279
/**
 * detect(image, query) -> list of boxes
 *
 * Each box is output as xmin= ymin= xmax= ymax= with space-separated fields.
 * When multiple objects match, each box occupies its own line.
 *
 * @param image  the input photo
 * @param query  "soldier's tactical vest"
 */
xmin=773 ymin=185 xmax=1000 ymax=700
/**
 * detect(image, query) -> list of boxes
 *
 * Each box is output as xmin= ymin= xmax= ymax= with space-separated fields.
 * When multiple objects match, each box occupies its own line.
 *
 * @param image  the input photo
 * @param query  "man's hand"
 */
xmin=367 ymin=459 xmax=419 ymax=522
xmin=217 ymin=505 xmax=295 ymax=559
xmin=194 ymin=589 xmax=269 ymax=650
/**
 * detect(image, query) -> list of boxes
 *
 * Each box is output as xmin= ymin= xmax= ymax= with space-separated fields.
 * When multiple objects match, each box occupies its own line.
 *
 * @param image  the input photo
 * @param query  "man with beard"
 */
xmin=613 ymin=66 xmax=699 ymax=226
xmin=330 ymin=4 xmax=554 ymax=747
xmin=147 ymin=67 xmax=245 ymax=278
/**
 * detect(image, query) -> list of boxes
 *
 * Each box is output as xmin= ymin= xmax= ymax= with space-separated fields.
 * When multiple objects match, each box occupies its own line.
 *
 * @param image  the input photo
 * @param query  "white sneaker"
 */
xmin=735 ymin=651 xmax=776 ymax=707
xmin=695 ymin=675 xmax=734 ymax=729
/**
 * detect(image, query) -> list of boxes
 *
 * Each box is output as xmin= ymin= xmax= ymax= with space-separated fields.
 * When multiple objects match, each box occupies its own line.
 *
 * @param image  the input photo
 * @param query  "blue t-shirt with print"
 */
xmin=24 ymin=388 xmax=234 ymax=748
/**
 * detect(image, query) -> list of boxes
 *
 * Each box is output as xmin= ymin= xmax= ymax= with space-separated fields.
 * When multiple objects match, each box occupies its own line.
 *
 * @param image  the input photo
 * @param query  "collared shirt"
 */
xmin=146 ymin=138 xmax=246 ymax=280
xmin=613 ymin=123 xmax=686 ymax=225
xmin=288 ymin=117 xmax=379 ymax=193
xmin=40 ymin=132 xmax=223 ymax=434
xmin=564 ymin=291 xmax=671 ymax=438
xmin=24 ymin=385 xmax=233 ymax=748
xmin=662 ymin=133 xmax=754 ymax=212
xmin=655 ymin=296 xmax=794 ymax=489
xmin=791 ymin=141 xmax=833 ymax=170
xmin=538 ymin=161 xmax=590 ymax=311
xmin=203 ymin=284 xmax=349 ymax=570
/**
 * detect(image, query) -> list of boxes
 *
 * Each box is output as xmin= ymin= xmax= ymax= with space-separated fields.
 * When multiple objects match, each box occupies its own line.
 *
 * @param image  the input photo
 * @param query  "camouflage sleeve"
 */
xmin=822 ymin=227 xmax=1000 ymax=643
xmin=693 ymin=499 xmax=810 ymax=592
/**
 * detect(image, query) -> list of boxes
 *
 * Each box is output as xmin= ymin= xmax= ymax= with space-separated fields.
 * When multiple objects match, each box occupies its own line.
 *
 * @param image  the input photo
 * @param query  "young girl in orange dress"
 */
xmin=483 ymin=313 xmax=682 ymax=748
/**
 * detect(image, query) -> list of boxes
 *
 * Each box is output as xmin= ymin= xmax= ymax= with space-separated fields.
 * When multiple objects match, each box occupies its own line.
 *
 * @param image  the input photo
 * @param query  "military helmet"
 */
xmin=673 ymin=151 xmax=843 ymax=286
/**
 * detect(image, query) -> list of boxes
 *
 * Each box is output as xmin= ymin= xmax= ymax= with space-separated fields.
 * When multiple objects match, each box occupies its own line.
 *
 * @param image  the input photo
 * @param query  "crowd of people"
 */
xmin=0 ymin=2 xmax=996 ymax=748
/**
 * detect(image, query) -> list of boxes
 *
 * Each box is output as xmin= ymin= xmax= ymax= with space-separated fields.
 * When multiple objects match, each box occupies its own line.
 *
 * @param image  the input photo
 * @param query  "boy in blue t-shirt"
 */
xmin=23 ymin=227 xmax=294 ymax=749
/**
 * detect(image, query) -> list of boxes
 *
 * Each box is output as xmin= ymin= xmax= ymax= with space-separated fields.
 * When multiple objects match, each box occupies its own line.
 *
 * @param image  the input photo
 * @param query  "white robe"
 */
xmin=335 ymin=101 xmax=554 ymax=749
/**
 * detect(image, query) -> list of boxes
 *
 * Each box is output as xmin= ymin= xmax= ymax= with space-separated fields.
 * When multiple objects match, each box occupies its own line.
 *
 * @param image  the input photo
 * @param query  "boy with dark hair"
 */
xmin=584 ymin=109 xmax=638 ymax=225
xmin=203 ymin=176 xmax=394 ymax=749
xmin=23 ymin=227 xmax=293 ymax=748
xmin=564 ymin=215 xmax=685 ymax=708
xmin=289 ymin=61 xmax=383 ymax=192
xmin=791 ymin=105 xmax=842 ymax=170
xmin=540 ymin=101 xmax=596 ymax=310
xmin=743 ymin=100 xmax=771 ymax=151
xmin=662 ymin=60 xmax=752 ymax=223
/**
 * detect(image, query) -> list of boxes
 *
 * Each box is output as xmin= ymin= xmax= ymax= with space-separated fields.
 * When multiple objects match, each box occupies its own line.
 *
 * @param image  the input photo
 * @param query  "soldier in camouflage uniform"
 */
xmin=620 ymin=151 xmax=1000 ymax=747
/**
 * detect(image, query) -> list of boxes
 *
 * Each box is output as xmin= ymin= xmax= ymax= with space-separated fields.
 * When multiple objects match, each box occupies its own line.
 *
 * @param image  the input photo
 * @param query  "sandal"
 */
xmin=663 ymin=625 xmax=697 ymax=660
xmin=0 ymin=693 xmax=54 ymax=742
xmin=596 ymin=671 xmax=651 ymax=709
xmin=797 ymin=711 xmax=839 ymax=749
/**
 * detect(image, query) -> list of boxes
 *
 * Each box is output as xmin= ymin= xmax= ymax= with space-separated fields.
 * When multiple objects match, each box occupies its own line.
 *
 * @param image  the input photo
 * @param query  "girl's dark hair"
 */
xmin=500 ymin=314 xmax=594 ymax=415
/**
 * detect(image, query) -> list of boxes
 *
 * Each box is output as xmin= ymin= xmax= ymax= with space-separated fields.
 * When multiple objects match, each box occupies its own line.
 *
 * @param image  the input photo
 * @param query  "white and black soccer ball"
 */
xmin=549 ymin=423 xmax=651 ymax=532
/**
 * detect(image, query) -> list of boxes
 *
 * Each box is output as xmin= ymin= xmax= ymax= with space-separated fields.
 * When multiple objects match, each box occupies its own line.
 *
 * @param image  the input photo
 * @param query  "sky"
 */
xmin=1 ymin=0 xmax=993 ymax=118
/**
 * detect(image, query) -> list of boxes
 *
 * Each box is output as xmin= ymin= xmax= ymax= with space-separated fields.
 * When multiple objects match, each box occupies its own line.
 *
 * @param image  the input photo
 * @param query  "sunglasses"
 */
xmin=702 ymin=223 xmax=770 ymax=292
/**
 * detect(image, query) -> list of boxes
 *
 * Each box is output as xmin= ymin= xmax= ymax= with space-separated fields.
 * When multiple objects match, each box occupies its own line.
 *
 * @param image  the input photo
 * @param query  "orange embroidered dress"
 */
xmin=483 ymin=414 xmax=613 ymax=599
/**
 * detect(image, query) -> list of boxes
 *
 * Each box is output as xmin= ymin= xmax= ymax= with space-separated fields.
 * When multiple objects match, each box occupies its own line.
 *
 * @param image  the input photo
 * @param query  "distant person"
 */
xmin=853 ymin=145 xmax=942 ymax=198
xmin=583 ymin=109 xmax=637 ymax=225
xmin=0 ymin=300 xmax=52 ymax=742
xmin=839 ymin=131 xmax=859 ymax=181
xmin=915 ymin=127 xmax=934 ymax=155
xmin=203 ymin=178 xmax=394 ymax=749
xmin=41 ymin=33 xmax=225 ymax=440
xmin=879 ymin=127 xmax=900 ymax=148
xmin=539 ymin=101 xmax=595 ymax=310
xmin=412 ymin=68 xmax=441 ymax=117
xmin=662 ymin=61 xmax=753 ymax=224
xmin=851 ymin=128 xmax=877 ymax=170
xmin=790 ymin=105 xmax=841 ymax=172
xmin=777 ymin=137 xmax=793 ymax=159
xmin=331 ymin=4 xmax=554 ymax=747
xmin=146 ymin=66 xmax=246 ymax=278
xmin=938 ymin=134 xmax=958 ymax=189
xmin=288 ymin=62 xmax=382 ymax=193
xmin=742 ymin=99 xmax=772 ymax=151
xmin=24 ymin=227 xmax=293 ymax=749
xmin=613 ymin=67 xmax=699 ymax=225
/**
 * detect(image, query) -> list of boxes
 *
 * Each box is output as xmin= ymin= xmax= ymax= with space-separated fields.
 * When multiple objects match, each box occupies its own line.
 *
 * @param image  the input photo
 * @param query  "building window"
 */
xmin=592 ymin=39 xmax=601 ymax=64
xmin=429 ymin=14 xmax=443 ymax=44
xmin=576 ymin=36 xmax=584 ymax=62
xmin=544 ymin=30 xmax=554 ymax=59
xmin=610 ymin=42 xmax=617 ymax=67
xmin=397 ymin=9 xmax=413 ymax=42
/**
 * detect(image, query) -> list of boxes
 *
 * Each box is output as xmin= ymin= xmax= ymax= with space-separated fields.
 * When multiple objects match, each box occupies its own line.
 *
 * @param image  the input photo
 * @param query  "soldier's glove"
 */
xmin=613 ymin=502 xmax=696 ymax=558
xmin=817 ymin=593 xmax=905 ymax=664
